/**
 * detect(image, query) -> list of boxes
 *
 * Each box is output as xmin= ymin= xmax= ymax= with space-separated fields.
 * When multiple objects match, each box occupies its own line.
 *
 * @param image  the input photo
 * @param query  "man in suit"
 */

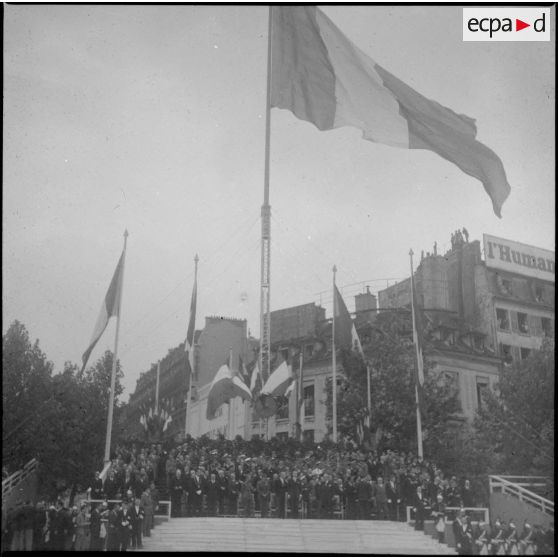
xmin=226 ymin=472 xmax=241 ymax=516
xmin=386 ymin=475 xmax=401 ymax=521
xmin=356 ymin=474 xmax=372 ymax=520
xmin=257 ymin=474 xmax=271 ymax=518
xmin=374 ymin=477 xmax=389 ymax=520
xmin=316 ymin=474 xmax=334 ymax=519
xmin=127 ymin=497 xmax=144 ymax=549
xmin=273 ymin=471 xmax=288 ymax=518
xmin=169 ymin=469 xmax=185 ymax=518
xmin=206 ymin=473 xmax=219 ymax=516
xmin=288 ymin=471 xmax=302 ymax=519
xmin=90 ymin=471 xmax=104 ymax=500
xmin=452 ymin=509 xmax=472 ymax=556
xmin=187 ymin=469 xmax=203 ymax=517
xmin=216 ymin=470 xmax=228 ymax=515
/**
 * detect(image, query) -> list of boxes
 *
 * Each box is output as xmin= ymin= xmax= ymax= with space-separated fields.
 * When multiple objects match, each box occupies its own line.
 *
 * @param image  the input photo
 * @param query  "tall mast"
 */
xmin=260 ymin=6 xmax=273 ymax=383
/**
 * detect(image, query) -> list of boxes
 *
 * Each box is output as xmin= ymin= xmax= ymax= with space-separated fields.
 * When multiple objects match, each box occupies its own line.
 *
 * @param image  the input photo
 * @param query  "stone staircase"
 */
xmin=137 ymin=517 xmax=456 ymax=554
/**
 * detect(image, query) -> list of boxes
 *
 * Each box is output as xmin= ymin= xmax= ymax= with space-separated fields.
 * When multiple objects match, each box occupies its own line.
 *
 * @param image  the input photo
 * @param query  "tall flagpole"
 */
xmin=409 ymin=249 xmax=424 ymax=459
xmin=296 ymin=347 xmax=304 ymax=441
xmin=259 ymin=5 xmax=273 ymax=385
xmin=366 ymin=365 xmax=372 ymax=427
xmin=104 ymin=229 xmax=128 ymax=465
xmin=332 ymin=265 xmax=337 ymax=443
xmin=185 ymin=254 xmax=199 ymax=436
xmin=155 ymin=360 xmax=160 ymax=416
xmin=228 ymin=348 xmax=234 ymax=440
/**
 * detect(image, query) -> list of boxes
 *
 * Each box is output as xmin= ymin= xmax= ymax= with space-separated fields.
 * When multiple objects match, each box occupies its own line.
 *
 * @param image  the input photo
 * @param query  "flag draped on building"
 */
xmin=261 ymin=360 xmax=293 ymax=397
xmin=271 ymin=6 xmax=511 ymax=217
xmin=333 ymin=285 xmax=364 ymax=357
xmin=206 ymin=364 xmax=252 ymax=420
xmin=81 ymin=250 xmax=125 ymax=373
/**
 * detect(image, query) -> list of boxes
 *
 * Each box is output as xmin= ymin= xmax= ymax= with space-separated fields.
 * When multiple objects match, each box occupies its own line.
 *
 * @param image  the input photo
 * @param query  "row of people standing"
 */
xmin=452 ymin=512 xmax=554 ymax=556
xmin=4 ymin=490 xmax=157 ymax=552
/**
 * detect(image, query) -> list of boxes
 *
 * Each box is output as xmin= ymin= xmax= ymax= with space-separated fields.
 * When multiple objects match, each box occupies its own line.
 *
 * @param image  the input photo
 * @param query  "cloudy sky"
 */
xmin=3 ymin=5 xmax=555 ymax=397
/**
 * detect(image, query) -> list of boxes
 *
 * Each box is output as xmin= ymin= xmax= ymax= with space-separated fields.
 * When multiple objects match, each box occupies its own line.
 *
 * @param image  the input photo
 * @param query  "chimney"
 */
xmin=355 ymin=286 xmax=377 ymax=313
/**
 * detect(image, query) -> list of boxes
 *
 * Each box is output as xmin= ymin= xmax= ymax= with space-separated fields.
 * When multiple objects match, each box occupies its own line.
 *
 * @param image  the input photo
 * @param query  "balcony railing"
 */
xmin=489 ymin=475 xmax=554 ymax=516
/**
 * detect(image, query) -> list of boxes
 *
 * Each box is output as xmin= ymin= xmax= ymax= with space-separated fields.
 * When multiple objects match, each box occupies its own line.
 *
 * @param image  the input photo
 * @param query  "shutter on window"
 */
xmin=530 ymin=315 xmax=543 ymax=337
xmin=510 ymin=311 xmax=519 ymax=332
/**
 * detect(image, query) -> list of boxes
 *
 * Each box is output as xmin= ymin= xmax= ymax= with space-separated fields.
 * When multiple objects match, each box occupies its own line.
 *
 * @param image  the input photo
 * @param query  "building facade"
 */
xmin=186 ymin=316 xmax=258 ymax=439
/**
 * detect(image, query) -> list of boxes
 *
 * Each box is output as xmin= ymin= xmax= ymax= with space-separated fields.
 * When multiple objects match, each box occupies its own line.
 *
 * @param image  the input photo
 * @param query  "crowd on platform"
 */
xmin=2 ymin=436 xmax=554 ymax=554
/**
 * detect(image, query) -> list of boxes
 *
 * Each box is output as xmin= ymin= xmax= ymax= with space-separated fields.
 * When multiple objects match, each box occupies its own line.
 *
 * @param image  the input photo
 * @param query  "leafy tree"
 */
xmin=470 ymin=338 xmax=554 ymax=481
xmin=326 ymin=311 xmax=460 ymax=457
xmin=2 ymin=321 xmax=125 ymax=498
xmin=2 ymin=321 xmax=54 ymax=469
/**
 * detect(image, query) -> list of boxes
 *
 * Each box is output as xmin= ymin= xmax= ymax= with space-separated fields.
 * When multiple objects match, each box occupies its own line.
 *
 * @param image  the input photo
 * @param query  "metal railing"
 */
xmin=2 ymin=459 xmax=39 ymax=501
xmin=406 ymin=506 xmax=489 ymax=524
xmin=489 ymin=475 xmax=554 ymax=516
xmin=84 ymin=498 xmax=172 ymax=521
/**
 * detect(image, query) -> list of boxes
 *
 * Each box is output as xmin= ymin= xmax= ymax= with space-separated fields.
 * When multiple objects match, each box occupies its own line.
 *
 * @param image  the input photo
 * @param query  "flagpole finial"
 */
xmin=124 ymin=229 xmax=129 ymax=238
xmin=333 ymin=264 xmax=337 ymax=274
xmin=194 ymin=254 xmax=199 ymax=264
xmin=409 ymin=249 xmax=414 ymax=257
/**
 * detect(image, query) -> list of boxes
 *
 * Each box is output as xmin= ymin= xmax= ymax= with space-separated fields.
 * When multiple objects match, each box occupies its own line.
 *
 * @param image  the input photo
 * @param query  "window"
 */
xmin=476 ymin=377 xmax=489 ymax=410
xmin=304 ymin=344 xmax=314 ymax=359
xmin=520 ymin=347 xmax=531 ymax=360
xmin=276 ymin=432 xmax=288 ymax=441
xmin=541 ymin=317 xmax=553 ymax=337
xmin=517 ymin=312 xmax=529 ymax=334
xmin=502 ymin=278 xmax=513 ymax=295
xmin=534 ymin=284 xmax=545 ymax=303
xmin=276 ymin=396 xmax=289 ymax=420
xmin=500 ymin=344 xmax=513 ymax=364
xmin=303 ymin=385 xmax=315 ymax=417
xmin=496 ymin=308 xmax=510 ymax=331
xmin=443 ymin=371 xmax=461 ymax=410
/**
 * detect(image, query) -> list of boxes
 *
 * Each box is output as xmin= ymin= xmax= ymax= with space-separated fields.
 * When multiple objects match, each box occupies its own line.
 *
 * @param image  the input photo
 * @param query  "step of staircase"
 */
xmin=135 ymin=517 xmax=456 ymax=554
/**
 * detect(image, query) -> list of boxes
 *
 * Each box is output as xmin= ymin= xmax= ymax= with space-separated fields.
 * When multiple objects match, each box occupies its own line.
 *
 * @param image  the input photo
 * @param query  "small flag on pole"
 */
xmin=81 ymin=251 xmax=125 ymax=372
xmin=271 ymin=6 xmax=511 ymax=217
xmin=410 ymin=264 xmax=426 ymax=418
xmin=185 ymin=266 xmax=197 ymax=381
xmin=333 ymin=285 xmax=364 ymax=357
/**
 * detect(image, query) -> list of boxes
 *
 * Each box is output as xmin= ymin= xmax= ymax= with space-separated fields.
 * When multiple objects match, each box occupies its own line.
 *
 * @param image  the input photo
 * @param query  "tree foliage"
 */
xmin=471 ymin=338 xmax=554 ymax=480
xmin=2 ymin=321 xmax=124 ymax=498
xmin=326 ymin=311 xmax=460 ymax=457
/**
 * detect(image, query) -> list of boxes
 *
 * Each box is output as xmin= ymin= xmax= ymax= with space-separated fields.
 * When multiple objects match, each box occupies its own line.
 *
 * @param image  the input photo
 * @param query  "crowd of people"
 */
xmin=2 ymin=435 xmax=554 ymax=554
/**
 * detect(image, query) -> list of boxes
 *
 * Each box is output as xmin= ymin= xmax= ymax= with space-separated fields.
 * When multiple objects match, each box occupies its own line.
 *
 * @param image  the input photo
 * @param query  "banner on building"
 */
xmin=483 ymin=234 xmax=555 ymax=281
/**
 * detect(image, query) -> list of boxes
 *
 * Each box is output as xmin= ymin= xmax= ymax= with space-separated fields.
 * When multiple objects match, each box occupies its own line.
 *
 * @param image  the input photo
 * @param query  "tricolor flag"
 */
xmin=271 ymin=6 xmax=510 ymax=217
xmin=333 ymin=285 xmax=364 ymax=358
xmin=261 ymin=360 xmax=293 ymax=398
xmin=284 ymin=378 xmax=295 ymax=398
xmin=81 ymin=251 xmax=125 ymax=373
xmin=238 ymin=355 xmax=251 ymax=387
xmin=206 ymin=364 xmax=252 ymax=420
xmin=410 ymin=270 xmax=426 ymax=417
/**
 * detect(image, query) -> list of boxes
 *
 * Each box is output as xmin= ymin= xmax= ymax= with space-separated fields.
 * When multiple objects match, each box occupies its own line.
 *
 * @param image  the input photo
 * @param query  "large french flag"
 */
xmin=271 ymin=6 xmax=511 ymax=217
xmin=81 ymin=251 xmax=124 ymax=372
